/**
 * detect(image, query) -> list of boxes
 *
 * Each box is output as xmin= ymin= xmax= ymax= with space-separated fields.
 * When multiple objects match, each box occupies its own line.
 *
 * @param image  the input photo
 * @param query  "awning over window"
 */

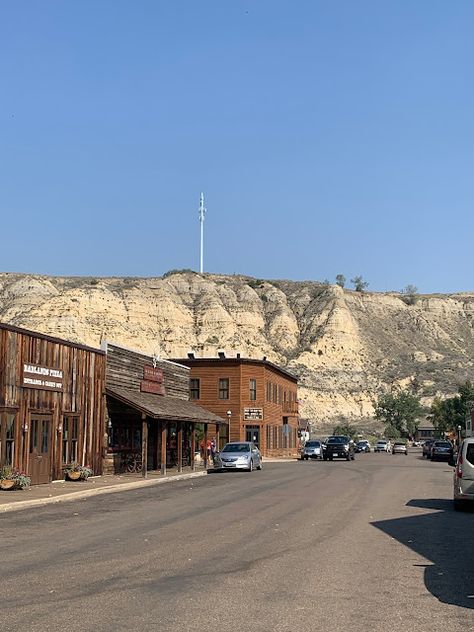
xmin=106 ymin=386 xmax=227 ymax=426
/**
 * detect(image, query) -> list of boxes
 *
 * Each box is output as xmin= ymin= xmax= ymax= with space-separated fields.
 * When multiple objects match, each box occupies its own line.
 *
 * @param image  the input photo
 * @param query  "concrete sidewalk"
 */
xmin=0 ymin=458 xmax=296 ymax=514
xmin=0 ymin=468 xmax=209 ymax=514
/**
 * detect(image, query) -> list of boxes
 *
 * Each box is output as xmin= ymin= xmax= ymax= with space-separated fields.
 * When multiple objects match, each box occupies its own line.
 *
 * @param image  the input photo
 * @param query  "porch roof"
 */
xmin=106 ymin=386 xmax=227 ymax=425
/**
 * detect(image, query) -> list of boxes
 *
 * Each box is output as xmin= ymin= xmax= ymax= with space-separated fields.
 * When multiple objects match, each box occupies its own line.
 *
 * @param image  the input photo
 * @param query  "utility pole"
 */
xmin=199 ymin=192 xmax=206 ymax=273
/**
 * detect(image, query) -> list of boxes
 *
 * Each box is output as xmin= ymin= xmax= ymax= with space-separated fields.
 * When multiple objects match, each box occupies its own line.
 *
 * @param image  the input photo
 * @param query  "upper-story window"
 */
xmin=249 ymin=379 xmax=257 ymax=401
xmin=219 ymin=378 xmax=230 ymax=400
xmin=190 ymin=378 xmax=200 ymax=400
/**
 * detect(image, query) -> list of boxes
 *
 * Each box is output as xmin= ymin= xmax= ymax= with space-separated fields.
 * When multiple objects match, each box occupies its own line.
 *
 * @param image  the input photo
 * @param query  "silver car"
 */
xmin=452 ymin=438 xmax=474 ymax=510
xmin=215 ymin=442 xmax=262 ymax=472
xmin=300 ymin=440 xmax=323 ymax=460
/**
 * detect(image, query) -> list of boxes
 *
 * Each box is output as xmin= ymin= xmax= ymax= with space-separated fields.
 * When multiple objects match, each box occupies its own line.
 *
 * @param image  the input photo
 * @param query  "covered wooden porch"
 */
xmin=105 ymin=386 xmax=226 ymax=476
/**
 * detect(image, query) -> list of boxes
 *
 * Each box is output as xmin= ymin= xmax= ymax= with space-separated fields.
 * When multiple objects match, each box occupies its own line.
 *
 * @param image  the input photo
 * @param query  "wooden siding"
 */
xmin=185 ymin=362 xmax=241 ymax=442
xmin=175 ymin=358 xmax=299 ymax=456
xmin=106 ymin=344 xmax=190 ymax=400
xmin=0 ymin=325 xmax=106 ymax=481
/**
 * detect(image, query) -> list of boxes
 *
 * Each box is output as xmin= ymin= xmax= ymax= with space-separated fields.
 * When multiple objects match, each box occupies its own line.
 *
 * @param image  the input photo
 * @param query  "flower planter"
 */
xmin=0 ymin=479 xmax=16 ymax=490
xmin=66 ymin=470 xmax=82 ymax=481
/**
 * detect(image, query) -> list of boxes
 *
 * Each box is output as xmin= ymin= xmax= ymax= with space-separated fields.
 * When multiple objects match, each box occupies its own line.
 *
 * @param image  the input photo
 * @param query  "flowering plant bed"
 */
xmin=64 ymin=462 xmax=93 ymax=481
xmin=0 ymin=465 xmax=31 ymax=490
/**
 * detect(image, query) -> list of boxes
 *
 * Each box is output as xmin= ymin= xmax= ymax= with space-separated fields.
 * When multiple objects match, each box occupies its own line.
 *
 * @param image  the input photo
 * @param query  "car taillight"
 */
xmin=457 ymin=455 xmax=463 ymax=478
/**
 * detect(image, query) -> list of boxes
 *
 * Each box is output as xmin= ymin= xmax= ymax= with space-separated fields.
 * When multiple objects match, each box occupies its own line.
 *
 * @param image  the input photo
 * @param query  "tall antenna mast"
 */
xmin=199 ymin=192 xmax=206 ymax=273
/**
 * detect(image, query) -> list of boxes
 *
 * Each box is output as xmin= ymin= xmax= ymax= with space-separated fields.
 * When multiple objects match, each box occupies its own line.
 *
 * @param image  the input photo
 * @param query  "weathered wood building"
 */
xmin=170 ymin=354 xmax=299 ymax=457
xmin=104 ymin=343 xmax=225 ymax=474
xmin=0 ymin=323 xmax=106 ymax=484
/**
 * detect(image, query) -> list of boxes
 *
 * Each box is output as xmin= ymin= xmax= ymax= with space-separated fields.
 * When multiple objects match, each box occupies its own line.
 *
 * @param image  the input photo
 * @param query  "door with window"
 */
xmin=29 ymin=414 xmax=52 ymax=484
xmin=245 ymin=425 xmax=260 ymax=448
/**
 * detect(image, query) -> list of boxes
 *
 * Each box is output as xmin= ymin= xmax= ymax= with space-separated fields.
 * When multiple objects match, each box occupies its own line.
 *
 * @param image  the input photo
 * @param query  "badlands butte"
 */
xmin=1 ymin=271 xmax=474 ymax=429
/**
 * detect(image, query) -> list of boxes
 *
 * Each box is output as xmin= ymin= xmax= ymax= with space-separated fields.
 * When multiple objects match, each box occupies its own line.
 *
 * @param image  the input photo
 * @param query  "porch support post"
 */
xmin=141 ymin=413 xmax=148 ymax=479
xmin=204 ymin=424 xmax=208 ymax=469
xmin=161 ymin=422 xmax=167 ymax=476
xmin=216 ymin=424 xmax=220 ymax=453
xmin=191 ymin=424 xmax=196 ymax=471
xmin=177 ymin=421 xmax=183 ymax=473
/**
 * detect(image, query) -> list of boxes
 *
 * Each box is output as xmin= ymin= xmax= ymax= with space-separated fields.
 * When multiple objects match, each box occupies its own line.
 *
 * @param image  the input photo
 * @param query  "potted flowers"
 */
xmin=0 ymin=465 xmax=31 ymax=490
xmin=64 ymin=462 xmax=93 ymax=481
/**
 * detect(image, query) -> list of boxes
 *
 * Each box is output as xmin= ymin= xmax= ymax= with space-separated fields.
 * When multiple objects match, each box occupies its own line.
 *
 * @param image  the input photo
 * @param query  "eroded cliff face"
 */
xmin=1 ymin=271 xmax=473 ymax=427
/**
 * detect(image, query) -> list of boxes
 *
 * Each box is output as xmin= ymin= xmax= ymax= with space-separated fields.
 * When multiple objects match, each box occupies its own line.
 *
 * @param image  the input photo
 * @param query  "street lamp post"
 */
xmin=457 ymin=425 xmax=462 ymax=450
xmin=226 ymin=410 xmax=232 ymax=446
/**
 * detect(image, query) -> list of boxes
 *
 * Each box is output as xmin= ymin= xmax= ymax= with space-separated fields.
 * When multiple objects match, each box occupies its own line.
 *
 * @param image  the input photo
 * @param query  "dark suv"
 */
xmin=323 ymin=436 xmax=355 ymax=461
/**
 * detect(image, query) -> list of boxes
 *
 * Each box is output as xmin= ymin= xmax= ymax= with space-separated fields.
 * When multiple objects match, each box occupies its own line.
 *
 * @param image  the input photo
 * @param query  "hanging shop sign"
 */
xmin=140 ymin=365 xmax=166 ymax=396
xmin=22 ymin=363 xmax=64 ymax=392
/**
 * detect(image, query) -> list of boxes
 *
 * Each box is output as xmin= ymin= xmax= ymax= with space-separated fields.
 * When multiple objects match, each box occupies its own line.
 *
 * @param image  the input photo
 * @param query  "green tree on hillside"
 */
xmin=335 ymin=274 xmax=346 ymax=288
xmin=401 ymin=284 xmax=419 ymax=305
xmin=351 ymin=276 xmax=369 ymax=292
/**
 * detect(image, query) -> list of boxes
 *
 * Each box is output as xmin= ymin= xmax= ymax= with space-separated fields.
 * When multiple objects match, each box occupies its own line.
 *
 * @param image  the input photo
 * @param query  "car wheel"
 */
xmin=248 ymin=460 xmax=253 ymax=472
xmin=305 ymin=456 xmax=309 ymax=460
xmin=257 ymin=460 xmax=262 ymax=470
xmin=351 ymin=454 xmax=355 ymax=460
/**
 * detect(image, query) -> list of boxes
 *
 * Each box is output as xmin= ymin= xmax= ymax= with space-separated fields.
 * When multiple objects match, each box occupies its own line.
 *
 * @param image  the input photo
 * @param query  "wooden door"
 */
xmin=29 ymin=414 xmax=52 ymax=485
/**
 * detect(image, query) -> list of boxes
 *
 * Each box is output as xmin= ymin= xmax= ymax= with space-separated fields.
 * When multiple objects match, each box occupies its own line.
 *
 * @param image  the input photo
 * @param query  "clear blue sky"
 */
xmin=1 ymin=1 xmax=473 ymax=293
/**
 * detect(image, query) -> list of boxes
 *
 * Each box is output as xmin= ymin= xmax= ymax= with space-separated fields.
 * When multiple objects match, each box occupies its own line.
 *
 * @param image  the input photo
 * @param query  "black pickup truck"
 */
xmin=323 ymin=436 xmax=355 ymax=461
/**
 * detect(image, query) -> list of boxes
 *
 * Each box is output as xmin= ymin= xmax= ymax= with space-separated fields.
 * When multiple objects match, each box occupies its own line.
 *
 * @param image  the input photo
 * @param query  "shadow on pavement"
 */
xmin=372 ymin=498 xmax=474 ymax=610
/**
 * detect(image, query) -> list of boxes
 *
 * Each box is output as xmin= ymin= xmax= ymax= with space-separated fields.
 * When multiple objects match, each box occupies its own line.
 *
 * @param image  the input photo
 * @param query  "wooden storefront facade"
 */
xmin=104 ymin=343 xmax=225 ymax=474
xmin=0 ymin=323 xmax=106 ymax=485
xmin=171 ymin=355 xmax=299 ymax=457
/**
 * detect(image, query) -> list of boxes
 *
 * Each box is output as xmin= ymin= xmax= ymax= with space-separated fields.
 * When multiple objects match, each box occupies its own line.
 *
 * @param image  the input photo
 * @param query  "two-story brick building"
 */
xmin=171 ymin=354 xmax=299 ymax=457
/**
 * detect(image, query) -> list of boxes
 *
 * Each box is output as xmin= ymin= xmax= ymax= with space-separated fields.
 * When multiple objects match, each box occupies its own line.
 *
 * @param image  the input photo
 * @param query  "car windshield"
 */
xmin=357 ymin=441 xmax=367 ymax=446
xmin=377 ymin=441 xmax=387 ymax=445
xmin=327 ymin=437 xmax=348 ymax=444
xmin=222 ymin=443 xmax=251 ymax=453
xmin=434 ymin=441 xmax=451 ymax=447
xmin=306 ymin=441 xmax=320 ymax=447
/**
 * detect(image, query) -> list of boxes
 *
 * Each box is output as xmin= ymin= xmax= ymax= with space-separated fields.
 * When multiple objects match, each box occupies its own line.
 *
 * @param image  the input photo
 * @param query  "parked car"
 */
xmin=374 ymin=440 xmax=391 ymax=453
xmin=300 ymin=440 xmax=324 ymax=460
xmin=323 ymin=436 xmax=355 ymax=461
xmin=392 ymin=440 xmax=408 ymax=455
xmin=355 ymin=440 xmax=371 ymax=453
xmin=451 ymin=438 xmax=474 ymax=510
xmin=422 ymin=440 xmax=434 ymax=458
xmin=215 ymin=442 xmax=262 ymax=472
xmin=430 ymin=440 xmax=453 ymax=461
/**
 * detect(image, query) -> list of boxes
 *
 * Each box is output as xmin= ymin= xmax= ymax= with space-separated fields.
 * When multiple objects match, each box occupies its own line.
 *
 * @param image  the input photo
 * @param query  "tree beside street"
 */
xmin=373 ymin=389 xmax=423 ymax=437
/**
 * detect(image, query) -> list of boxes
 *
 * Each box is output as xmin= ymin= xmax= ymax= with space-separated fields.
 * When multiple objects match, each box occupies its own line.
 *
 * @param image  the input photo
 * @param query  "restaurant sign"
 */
xmin=140 ymin=365 xmax=166 ymax=396
xmin=244 ymin=408 xmax=263 ymax=421
xmin=22 ymin=363 xmax=64 ymax=392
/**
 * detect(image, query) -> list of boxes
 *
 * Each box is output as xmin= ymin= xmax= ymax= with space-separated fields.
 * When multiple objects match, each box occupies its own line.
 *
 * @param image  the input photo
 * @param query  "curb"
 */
xmin=0 ymin=471 xmax=208 ymax=515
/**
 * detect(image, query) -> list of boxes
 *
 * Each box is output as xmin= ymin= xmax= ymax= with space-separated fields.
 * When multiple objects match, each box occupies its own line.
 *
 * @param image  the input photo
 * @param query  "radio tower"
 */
xmin=199 ymin=192 xmax=206 ymax=274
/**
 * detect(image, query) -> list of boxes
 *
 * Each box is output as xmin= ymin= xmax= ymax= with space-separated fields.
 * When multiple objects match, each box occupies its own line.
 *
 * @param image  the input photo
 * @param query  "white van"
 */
xmin=451 ymin=438 xmax=474 ymax=510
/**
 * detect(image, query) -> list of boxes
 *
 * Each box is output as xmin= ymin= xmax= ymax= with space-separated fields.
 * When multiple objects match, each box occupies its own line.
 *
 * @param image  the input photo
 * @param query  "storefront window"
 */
xmin=62 ymin=416 xmax=80 ymax=463
xmin=0 ymin=412 xmax=16 ymax=465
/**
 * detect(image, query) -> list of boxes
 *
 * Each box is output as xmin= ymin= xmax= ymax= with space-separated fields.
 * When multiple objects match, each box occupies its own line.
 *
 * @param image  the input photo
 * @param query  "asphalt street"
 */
xmin=2 ymin=451 xmax=472 ymax=632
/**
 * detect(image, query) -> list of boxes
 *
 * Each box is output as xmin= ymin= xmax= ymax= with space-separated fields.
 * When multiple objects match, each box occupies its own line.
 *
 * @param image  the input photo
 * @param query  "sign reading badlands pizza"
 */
xmin=22 ymin=363 xmax=64 ymax=392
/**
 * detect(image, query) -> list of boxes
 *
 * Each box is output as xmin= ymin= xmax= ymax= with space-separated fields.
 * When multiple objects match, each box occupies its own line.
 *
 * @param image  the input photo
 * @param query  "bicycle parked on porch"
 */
xmin=124 ymin=452 xmax=142 ymax=473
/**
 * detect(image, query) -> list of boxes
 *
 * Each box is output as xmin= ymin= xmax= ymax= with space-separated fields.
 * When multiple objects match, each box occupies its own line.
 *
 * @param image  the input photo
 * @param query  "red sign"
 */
xmin=140 ymin=380 xmax=165 ymax=396
xmin=143 ymin=366 xmax=163 ymax=383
